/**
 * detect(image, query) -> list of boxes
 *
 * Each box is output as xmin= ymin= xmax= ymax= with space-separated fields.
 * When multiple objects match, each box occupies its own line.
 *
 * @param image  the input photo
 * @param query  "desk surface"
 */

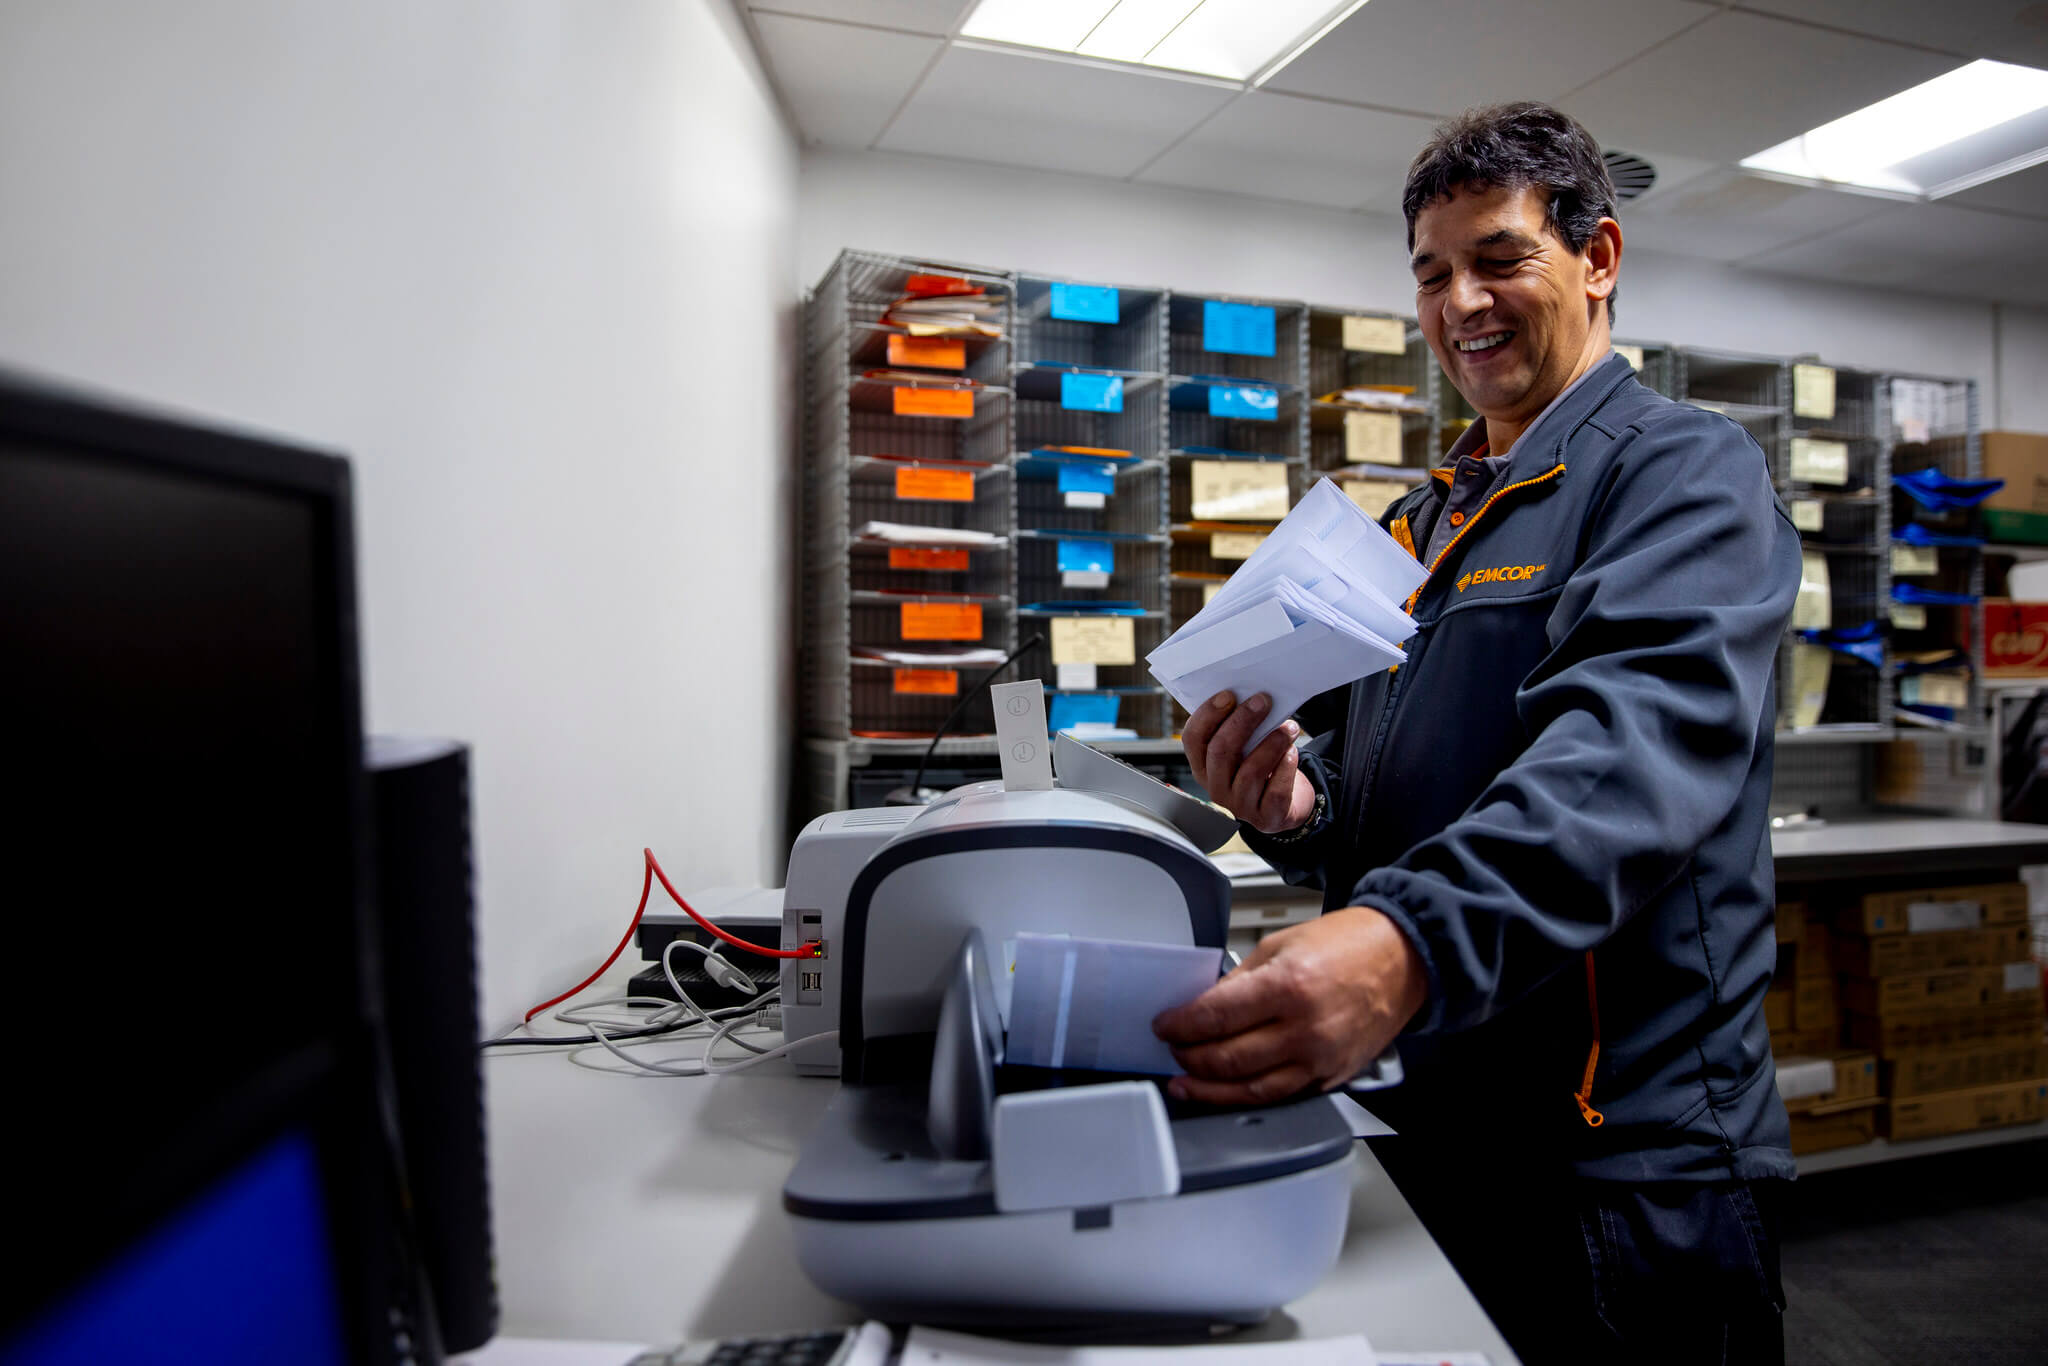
xmin=481 ymin=994 xmax=1519 ymax=1363
xmin=1225 ymin=819 xmax=2048 ymax=894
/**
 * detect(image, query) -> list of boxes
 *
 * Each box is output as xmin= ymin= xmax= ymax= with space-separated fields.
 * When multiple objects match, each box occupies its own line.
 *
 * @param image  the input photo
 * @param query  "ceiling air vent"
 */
xmin=1603 ymin=150 xmax=1656 ymax=203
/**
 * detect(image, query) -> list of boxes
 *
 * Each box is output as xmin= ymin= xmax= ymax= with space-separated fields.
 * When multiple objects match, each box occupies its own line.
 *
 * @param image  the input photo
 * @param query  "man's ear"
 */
xmin=1585 ymin=216 xmax=1622 ymax=308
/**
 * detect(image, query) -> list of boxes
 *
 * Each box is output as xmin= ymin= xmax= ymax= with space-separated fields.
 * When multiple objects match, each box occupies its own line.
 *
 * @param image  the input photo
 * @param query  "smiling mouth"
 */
xmin=1455 ymin=332 xmax=1513 ymax=354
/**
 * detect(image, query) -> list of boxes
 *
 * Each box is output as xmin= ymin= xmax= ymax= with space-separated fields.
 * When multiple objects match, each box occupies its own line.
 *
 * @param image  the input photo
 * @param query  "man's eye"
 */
xmin=1483 ymin=256 xmax=1524 ymax=271
xmin=1418 ymin=274 xmax=1448 ymax=291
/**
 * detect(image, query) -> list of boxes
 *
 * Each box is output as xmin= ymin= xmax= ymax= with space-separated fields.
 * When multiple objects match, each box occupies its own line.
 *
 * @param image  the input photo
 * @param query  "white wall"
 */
xmin=800 ymin=148 xmax=2021 ymax=419
xmin=0 ymin=0 xmax=801 ymax=1030
xmin=1997 ymin=306 xmax=2048 ymax=432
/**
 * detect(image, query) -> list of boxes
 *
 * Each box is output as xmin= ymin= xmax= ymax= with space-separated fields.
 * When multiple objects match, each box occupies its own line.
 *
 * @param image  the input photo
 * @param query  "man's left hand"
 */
xmin=1153 ymin=906 xmax=1429 ymax=1105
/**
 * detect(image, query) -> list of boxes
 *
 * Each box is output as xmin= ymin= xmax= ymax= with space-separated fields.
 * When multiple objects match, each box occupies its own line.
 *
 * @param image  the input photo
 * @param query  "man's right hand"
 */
xmin=1182 ymin=691 xmax=1318 ymax=835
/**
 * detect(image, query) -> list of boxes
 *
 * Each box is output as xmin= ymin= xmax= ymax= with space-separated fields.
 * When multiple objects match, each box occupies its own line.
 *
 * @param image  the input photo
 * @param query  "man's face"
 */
xmin=1410 ymin=182 xmax=1600 ymax=429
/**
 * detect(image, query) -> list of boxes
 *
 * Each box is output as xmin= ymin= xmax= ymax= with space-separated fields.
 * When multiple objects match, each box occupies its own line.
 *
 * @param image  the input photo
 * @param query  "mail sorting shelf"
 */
xmin=826 ymin=249 xmax=1014 ymax=386
xmin=815 ymin=457 xmax=1015 ymax=740
xmin=1012 ymin=276 xmax=1168 ymax=376
xmin=1167 ymin=292 xmax=1306 ymax=390
xmin=846 ymin=585 xmax=1013 ymax=740
xmin=1616 ymin=339 xmax=1681 ymax=399
xmin=1679 ymin=347 xmax=1790 ymax=483
xmin=1011 ymin=611 xmax=1171 ymax=740
xmin=1306 ymin=308 xmax=1438 ymax=479
xmin=1886 ymin=374 xmax=1985 ymax=746
xmin=1794 ymin=367 xmax=1892 ymax=735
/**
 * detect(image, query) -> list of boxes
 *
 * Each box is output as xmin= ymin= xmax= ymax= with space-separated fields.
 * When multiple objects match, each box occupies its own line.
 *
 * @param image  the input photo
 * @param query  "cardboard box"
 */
xmin=1797 ymin=922 xmax=1831 ymax=978
xmin=1850 ymin=882 xmax=2030 ymax=936
xmin=1840 ymin=964 xmax=2041 ymax=1018
xmin=1788 ymin=1101 xmax=1878 ymax=1156
xmin=1981 ymin=431 xmax=2048 ymax=545
xmin=1764 ymin=989 xmax=1793 ymax=1034
xmin=1794 ymin=974 xmax=1837 ymax=1031
xmin=1885 ymin=1040 xmax=2048 ymax=1099
xmin=1833 ymin=924 xmax=2032 ymax=979
xmin=1774 ymin=902 xmax=1806 ymax=946
xmin=1773 ymin=1025 xmax=1839 ymax=1055
xmin=1883 ymin=1077 xmax=2048 ymax=1143
xmin=1982 ymin=599 xmax=2048 ymax=677
xmin=1778 ymin=1050 xmax=1879 ymax=1112
xmin=1846 ymin=996 xmax=2046 ymax=1052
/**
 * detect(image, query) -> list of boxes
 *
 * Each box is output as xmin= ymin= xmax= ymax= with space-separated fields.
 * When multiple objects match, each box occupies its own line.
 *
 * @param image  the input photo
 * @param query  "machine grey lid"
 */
xmin=1052 ymin=734 xmax=1238 ymax=854
xmin=783 ymin=1084 xmax=1353 ymax=1222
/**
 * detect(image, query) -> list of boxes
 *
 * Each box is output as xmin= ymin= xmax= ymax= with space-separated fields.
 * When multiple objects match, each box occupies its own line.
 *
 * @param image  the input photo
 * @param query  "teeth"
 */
xmin=1457 ymin=333 xmax=1510 ymax=353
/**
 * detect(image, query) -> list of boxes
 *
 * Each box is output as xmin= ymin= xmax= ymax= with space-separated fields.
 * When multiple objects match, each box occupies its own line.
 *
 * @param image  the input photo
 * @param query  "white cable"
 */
xmin=573 ymin=992 xmax=789 ymax=1077
xmin=705 ymin=1027 xmax=840 ymax=1076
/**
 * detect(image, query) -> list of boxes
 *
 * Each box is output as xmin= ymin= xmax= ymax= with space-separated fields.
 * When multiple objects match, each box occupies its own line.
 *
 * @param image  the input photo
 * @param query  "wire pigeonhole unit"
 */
xmin=1166 ymin=296 xmax=1307 ymax=581
xmin=1787 ymin=365 xmax=1890 ymax=732
xmin=1306 ymin=307 xmax=1437 ymax=488
xmin=1884 ymin=374 xmax=1985 ymax=767
xmin=802 ymin=251 xmax=1017 ymax=743
xmin=1007 ymin=276 xmax=1172 ymax=737
xmin=1615 ymin=339 xmax=1680 ymax=398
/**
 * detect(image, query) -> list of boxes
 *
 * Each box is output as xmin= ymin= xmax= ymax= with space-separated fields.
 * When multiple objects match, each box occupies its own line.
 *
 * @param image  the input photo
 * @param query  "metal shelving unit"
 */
xmin=800 ymin=251 xmax=1016 ymax=763
xmin=799 ymin=251 xmax=1989 ymax=826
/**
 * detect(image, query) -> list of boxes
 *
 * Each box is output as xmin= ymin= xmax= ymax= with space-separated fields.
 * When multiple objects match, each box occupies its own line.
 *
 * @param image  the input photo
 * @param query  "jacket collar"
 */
xmin=1457 ymin=350 xmax=1636 ymax=483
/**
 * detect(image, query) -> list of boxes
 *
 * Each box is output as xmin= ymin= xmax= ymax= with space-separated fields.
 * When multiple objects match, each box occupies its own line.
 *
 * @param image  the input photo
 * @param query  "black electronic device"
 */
xmin=368 ymin=737 xmax=500 ymax=1354
xmin=0 ymin=371 xmax=440 ymax=1364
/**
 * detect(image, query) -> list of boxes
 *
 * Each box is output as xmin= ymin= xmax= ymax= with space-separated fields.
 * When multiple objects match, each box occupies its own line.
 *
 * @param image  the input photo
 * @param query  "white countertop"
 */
xmin=478 ymin=973 xmax=1517 ymax=1364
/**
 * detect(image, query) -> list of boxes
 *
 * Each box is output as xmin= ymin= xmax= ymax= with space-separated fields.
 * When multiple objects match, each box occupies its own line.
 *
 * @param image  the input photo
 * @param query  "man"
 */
xmin=1155 ymin=103 xmax=1800 ymax=1364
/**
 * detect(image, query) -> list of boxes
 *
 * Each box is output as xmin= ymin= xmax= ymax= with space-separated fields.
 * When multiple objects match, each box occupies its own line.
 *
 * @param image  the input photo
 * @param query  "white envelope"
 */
xmin=1158 ymin=615 xmax=1404 ymax=749
xmin=1205 ymin=478 xmax=1426 ymax=614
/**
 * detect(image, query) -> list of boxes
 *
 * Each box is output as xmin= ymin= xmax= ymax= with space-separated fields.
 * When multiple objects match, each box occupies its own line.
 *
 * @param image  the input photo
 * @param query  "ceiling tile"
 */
xmin=878 ymin=45 xmax=1237 ymax=179
xmin=1736 ymin=1 xmax=2048 ymax=69
xmin=1945 ymin=160 xmax=2048 ymax=218
xmin=1742 ymin=201 xmax=2048 ymax=304
xmin=1622 ymin=168 xmax=1893 ymax=262
xmin=748 ymin=0 xmax=972 ymax=37
xmin=1264 ymin=0 xmax=1715 ymax=116
xmin=1560 ymin=10 xmax=1957 ymax=163
xmin=1135 ymin=92 xmax=1440 ymax=210
xmin=753 ymin=14 xmax=941 ymax=148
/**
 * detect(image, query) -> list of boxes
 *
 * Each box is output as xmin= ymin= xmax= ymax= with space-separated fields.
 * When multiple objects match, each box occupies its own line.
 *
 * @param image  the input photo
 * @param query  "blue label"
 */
xmin=1057 ymin=538 xmax=1115 ymax=574
xmin=1050 ymin=282 xmax=1120 ymax=324
xmin=1050 ymin=692 xmax=1121 ymax=733
xmin=1056 ymin=463 xmax=1116 ymax=496
xmin=1203 ymin=300 xmax=1276 ymax=357
xmin=1061 ymin=371 xmax=1124 ymax=412
xmin=1208 ymin=384 xmax=1279 ymax=421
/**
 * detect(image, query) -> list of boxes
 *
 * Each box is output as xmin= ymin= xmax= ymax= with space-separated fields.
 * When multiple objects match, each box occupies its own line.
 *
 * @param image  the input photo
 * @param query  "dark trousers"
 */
xmin=1371 ymin=1137 xmax=1786 ymax=1366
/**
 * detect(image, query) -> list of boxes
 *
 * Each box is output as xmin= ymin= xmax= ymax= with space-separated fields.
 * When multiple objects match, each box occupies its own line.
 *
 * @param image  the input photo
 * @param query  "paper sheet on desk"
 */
xmin=1147 ymin=479 xmax=1425 ymax=751
xmin=902 ymin=1326 xmax=1375 ymax=1364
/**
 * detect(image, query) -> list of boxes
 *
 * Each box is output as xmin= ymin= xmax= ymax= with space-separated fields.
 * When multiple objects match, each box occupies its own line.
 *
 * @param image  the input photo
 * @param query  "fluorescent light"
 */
xmin=960 ymin=0 xmax=1369 ymax=83
xmin=1741 ymin=59 xmax=2048 ymax=199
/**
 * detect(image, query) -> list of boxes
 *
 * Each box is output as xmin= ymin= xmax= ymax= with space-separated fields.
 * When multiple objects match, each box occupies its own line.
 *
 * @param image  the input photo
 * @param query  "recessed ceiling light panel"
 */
xmin=960 ymin=0 xmax=1370 ymax=84
xmin=1740 ymin=59 xmax=2048 ymax=200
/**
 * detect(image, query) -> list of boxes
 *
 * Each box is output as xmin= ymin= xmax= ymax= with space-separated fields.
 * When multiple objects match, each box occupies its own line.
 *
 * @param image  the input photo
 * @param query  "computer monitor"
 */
xmin=0 ymin=373 xmax=426 ymax=1364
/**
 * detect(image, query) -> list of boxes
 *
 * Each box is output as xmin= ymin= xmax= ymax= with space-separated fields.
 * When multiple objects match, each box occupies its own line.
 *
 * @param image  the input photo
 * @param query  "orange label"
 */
xmin=887 ymin=335 xmax=966 ymax=369
xmin=893 ymin=386 xmax=974 ymax=418
xmin=905 ymin=273 xmax=973 ymax=297
xmin=893 ymin=668 xmax=959 ymax=696
xmin=890 ymin=547 xmax=971 ymax=571
xmin=901 ymin=602 xmax=982 ymax=641
xmin=895 ymin=467 xmax=975 ymax=502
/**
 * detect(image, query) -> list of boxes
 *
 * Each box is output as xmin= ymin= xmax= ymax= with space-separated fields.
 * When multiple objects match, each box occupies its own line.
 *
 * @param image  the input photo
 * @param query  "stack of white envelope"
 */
xmin=1146 ymin=478 xmax=1429 ymax=751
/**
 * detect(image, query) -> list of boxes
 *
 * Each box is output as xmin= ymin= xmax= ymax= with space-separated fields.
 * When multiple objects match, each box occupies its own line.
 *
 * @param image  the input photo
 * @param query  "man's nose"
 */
xmin=1446 ymin=270 xmax=1491 ymax=322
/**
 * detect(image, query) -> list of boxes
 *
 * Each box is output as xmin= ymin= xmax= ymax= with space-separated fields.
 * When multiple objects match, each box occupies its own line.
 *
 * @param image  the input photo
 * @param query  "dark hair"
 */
xmin=1402 ymin=102 xmax=1618 ymax=321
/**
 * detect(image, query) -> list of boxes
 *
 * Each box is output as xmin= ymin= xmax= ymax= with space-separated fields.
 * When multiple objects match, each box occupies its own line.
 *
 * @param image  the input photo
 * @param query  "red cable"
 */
xmin=522 ymin=848 xmax=820 ymax=1023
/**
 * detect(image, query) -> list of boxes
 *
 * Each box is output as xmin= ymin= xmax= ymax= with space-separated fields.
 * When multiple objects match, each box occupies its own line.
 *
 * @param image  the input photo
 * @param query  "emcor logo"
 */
xmin=1457 ymin=563 xmax=1546 ymax=592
